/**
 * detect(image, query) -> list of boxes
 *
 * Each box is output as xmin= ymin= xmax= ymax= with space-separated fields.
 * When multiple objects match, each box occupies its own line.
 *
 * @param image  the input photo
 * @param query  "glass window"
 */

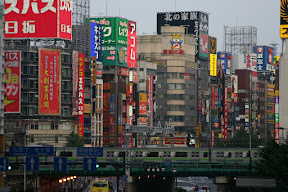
xmin=22 ymin=107 xmax=28 ymax=115
xmin=23 ymin=79 xmax=28 ymax=89
xmin=29 ymin=66 xmax=35 ymax=75
xmin=28 ymin=107 xmax=34 ymax=116
xmin=29 ymin=93 xmax=35 ymax=103
xmin=140 ymin=68 xmax=144 ymax=71
xmin=22 ymin=93 xmax=28 ymax=103
xmin=168 ymin=84 xmax=175 ymax=89
xmin=29 ymin=80 xmax=36 ymax=89
xmin=23 ymin=66 xmax=28 ymax=75
xmin=157 ymin=84 xmax=162 ymax=89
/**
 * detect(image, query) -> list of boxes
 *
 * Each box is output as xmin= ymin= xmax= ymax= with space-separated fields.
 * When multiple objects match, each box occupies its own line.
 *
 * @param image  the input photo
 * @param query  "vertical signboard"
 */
xmin=210 ymin=36 xmax=217 ymax=54
xmin=224 ymin=87 xmax=228 ymax=140
xmin=78 ymin=54 xmax=85 ymax=138
xmin=150 ymin=75 xmax=154 ymax=127
xmin=281 ymin=0 xmax=288 ymax=38
xmin=38 ymin=49 xmax=61 ymax=115
xmin=198 ymin=12 xmax=209 ymax=59
xmin=256 ymin=46 xmax=274 ymax=72
xmin=139 ymin=93 xmax=147 ymax=115
xmin=218 ymin=53 xmax=231 ymax=75
xmin=72 ymin=51 xmax=79 ymax=116
xmin=127 ymin=20 xmax=137 ymax=68
xmin=5 ymin=0 xmax=72 ymax=40
xmin=4 ymin=51 xmax=21 ymax=113
xmin=231 ymin=75 xmax=238 ymax=103
xmin=210 ymin=54 xmax=217 ymax=76
xmin=90 ymin=22 xmax=102 ymax=61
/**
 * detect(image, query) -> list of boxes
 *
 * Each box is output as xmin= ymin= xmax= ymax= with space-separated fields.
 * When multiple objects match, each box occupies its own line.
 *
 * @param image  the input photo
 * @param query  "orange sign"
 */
xmin=38 ymin=49 xmax=61 ymax=115
xmin=165 ymin=137 xmax=185 ymax=145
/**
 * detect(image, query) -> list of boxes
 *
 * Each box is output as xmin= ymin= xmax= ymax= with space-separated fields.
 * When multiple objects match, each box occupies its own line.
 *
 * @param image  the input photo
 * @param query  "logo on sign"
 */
xmin=258 ymin=47 xmax=263 ymax=53
xmin=170 ymin=33 xmax=183 ymax=50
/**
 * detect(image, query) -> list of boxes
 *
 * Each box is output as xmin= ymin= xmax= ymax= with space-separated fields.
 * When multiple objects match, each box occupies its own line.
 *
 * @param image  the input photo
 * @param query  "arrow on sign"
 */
xmin=107 ymin=56 xmax=115 ymax=60
xmin=172 ymin=168 xmax=177 ymax=173
xmin=58 ymin=158 xmax=63 ymax=170
xmin=87 ymin=158 xmax=92 ymax=171
xmin=30 ymin=158 xmax=35 ymax=171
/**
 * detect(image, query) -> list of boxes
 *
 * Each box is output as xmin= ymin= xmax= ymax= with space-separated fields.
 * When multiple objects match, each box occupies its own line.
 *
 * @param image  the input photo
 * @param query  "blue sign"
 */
xmin=83 ymin=158 xmax=97 ymax=172
xmin=255 ymin=46 xmax=274 ymax=72
xmin=163 ymin=161 xmax=171 ymax=167
xmin=54 ymin=157 xmax=67 ymax=171
xmin=217 ymin=52 xmax=231 ymax=75
xmin=90 ymin=22 xmax=103 ymax=61
xmin=121 ymin=175 xmax=127 ymax=180
xmin=245 ymin=122 xmax=249 ymax=127
xmin=0 ymin=158 xmax=9 ymax=171
xmin=77 ymin=147 xmax=103 ymax=157
xmin=26 ymin=157 xmax=39 ymax=171
xmin=9 ymin=147 xmax=54 ymax=156
xmin=110 ymin=95 xmax=115 ymax=115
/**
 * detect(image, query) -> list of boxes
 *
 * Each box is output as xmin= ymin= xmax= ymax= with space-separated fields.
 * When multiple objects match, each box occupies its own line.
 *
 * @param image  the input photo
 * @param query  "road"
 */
xmin=177 ymin=177 xmax=217 ymax=192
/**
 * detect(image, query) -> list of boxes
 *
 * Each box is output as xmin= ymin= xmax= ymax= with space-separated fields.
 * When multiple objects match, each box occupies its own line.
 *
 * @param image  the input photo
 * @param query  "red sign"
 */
xmin=211 ymin=85 xmax=215 ymax=110
xmin=129 ymin=83 xmax=133 ymax=94
xmin=5 ymin=0 xmax=72 ymax=40
xmin=224 ymin=87 xmax=228 ymax=140
xmin=72 ymin=51 xmax=79 ymax=116
xmin=118 ymin=67 xmax=129 ymax=76
xmin=165 ymin=137 xmax=185 ymax=145
xmin=150 ymin=75 xmax=153 ymax=127
xmin=139 ymin=117 xmax=147 ymax=125
xmin=211 ymin=130 xmax=215 ymax=148
xmin=4 ymin=51 xmax=21 ymax=113
xmin=184 ymin=74 xmax=190 ymax=80
xmin=247 ymin=54 xmax=251 ymax=68
xmin=38 ymin=49 xmax=61 ymax=115
xmin=78 ymin=54 xmax=85 ymax=138
xmin=163 ymin=49 xmax=184 ymax=55
xmin=127 ymin=20 xmax=137 ymax=68
xmin=133 ymin=71 xmax=138 ymax=83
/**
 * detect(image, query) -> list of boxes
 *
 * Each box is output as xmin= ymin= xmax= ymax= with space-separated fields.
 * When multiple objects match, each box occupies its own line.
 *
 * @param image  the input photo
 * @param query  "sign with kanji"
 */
xmin=38 ymin=49 xmax=61 ymax=115
xmin=78 ymin=54 xmax=85 ymax=138
xmin=5 ymin=0 xmax=72 ymax=40
xmin=90 ymin=22 xmax=102 ymax=61
xmin=4 ymin=51 xmax=21 ymax=113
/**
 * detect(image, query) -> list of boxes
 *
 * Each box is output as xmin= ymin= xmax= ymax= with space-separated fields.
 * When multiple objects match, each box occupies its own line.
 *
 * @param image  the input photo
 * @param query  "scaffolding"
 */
xmin=224 ymin=26 xmax=257 ymax=54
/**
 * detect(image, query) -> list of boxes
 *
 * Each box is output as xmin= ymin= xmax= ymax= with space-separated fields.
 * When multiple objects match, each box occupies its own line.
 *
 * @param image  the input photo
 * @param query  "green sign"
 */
xmin=102 ymin=45 xmax=127 ymax=67
xmin=89 ymin=17 xmax=127 ymax=46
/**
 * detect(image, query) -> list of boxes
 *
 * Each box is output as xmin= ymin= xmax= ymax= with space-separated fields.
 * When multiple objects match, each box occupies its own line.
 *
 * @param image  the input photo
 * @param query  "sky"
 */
xmin=90 ymin=0 xmax=281 ymax=53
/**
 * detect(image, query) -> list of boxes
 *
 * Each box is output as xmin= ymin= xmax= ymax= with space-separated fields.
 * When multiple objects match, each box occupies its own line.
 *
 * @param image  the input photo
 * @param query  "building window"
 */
xmin=22 ymin=107 xmax=28 ymax=115
xmin=29 ymin=93 xmax=35 ymax=103
xmin=140 ymin=68 xmax=144 ymax=71
xmin=23 ymin=79 xmax=28 ymax=89
xmin=29 ymin=79 xmax=36 ymax=89
xmin=22 ymin=93 xmax=28 ymax=103
xmin=51 ymin=122 xmax=58 ymax=130
xmin=23 ymin=66 xmax=28 ymax=75
xmin=28 ymin=107 xmax=35 ymax=116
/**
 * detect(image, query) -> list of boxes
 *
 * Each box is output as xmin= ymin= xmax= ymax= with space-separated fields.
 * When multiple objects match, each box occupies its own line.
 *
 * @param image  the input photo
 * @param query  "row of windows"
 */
xmin=157 ymin=73 xmax=196 ymax=80
xmin=22 ymin=93 xmax=72 ymax=104
xmin=157 ymin=105 xmax=196 ymax=111
xmin=22 ymin=65 xmax=71 ymax=77
xmin=22 ymin=79 xmax=72 ymax=90
xmin=22 ymin=52 xmax=71 ymax=63
xmin=157 ymin=94 xmax=196 ymax=100
xmin=157 ymin=83 xmax=195 ymax=90
xmin=21 ymin=107 xmax=71 ymax=116
xmin=159 ymin=116 xmax=195 ymax=122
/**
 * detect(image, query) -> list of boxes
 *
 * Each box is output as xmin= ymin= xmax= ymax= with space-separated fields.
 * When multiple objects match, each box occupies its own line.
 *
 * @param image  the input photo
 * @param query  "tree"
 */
xmin=214 ymin=129 xmax=263 ymax=148
xmin=254 ymin=140 xmax=288 ymax=191
xmin=65 ymin=132 xmax=84 ymax=147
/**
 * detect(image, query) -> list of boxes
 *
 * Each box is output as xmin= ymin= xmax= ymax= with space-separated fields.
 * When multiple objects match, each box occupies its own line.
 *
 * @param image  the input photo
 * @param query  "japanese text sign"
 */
xmin=255 ymin=46 xmax=274 ymax=72
xmin=90 ymin=22 xmax=102 ymax=61
xmin=139 ymin=93 xmax=147 ymax=115
xmin=210 ymin=53 xmax=217 ymax=76
xmin=281 ymin=0 xmax=288 ymax=38
xmin=9 ymin=147 xmax=54 ymax=156
xmin=78 ymin=54 xmax=85 ymax=138
xmin=38 ymin=49 xmax=61 ymax=115
xmin=5 ymin=0 xmax=72 ymax=40
xmin=72 ymin=51 xmax=79 ymax=116
xmin=127 ymin=20 xmax=137 ymax=68
xmin=4 ymin=51 xmax=21 ymax=113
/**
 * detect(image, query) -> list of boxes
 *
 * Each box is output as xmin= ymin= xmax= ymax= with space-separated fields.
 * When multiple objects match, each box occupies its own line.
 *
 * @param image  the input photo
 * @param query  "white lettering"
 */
xmin=5 ymin=21 xmax=18 ymax=34
xmin=42 ymin=0 xmax=56 ymax=13
xmin=22 ymin=20 xmax=35 ymax=33
xmin=4 ymin=0 xmax=20 ymax=14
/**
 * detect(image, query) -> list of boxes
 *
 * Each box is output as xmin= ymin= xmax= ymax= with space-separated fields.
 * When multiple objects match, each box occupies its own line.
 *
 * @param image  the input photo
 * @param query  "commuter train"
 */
xmin=54 ymin=147 xmax=259 ymax=163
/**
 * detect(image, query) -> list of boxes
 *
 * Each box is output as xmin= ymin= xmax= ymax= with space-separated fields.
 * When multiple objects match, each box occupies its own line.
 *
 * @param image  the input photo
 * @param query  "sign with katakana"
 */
xmin=78 ymin=54 xmax=85 ymax=138
xmin=4 ymin=51 xmax=21 ymax=113
xmin=90 ymin=22 xmax=102 ymax=61
xmin=4 ymin=0 xmax=72 ymax=40
xmin=38 ymin=48 xmax=61 ymax=115
xmin=127 ymin=20 xmax=137 ymax=68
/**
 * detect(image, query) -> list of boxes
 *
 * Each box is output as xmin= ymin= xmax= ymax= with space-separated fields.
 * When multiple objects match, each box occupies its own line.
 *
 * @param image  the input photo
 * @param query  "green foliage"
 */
xmin=65 ymin=132 xmax=84 ymax=147
xmin=255 ymin=140 xmax=288 ymax=191
xmin=215 ymin=129 xmax=263 ymax=148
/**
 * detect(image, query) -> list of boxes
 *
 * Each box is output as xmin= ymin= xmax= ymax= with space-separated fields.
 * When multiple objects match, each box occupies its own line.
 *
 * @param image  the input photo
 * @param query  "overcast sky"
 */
xmin=90 ymin=0 xmax=281 ymax=53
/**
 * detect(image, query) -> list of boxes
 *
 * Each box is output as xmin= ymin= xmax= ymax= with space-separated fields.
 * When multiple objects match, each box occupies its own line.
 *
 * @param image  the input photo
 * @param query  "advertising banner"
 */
xmin=211 ymin=85 xmax=215 ymax=110
xmin=102 ymin=45 xmax=127 ymax=67
xmin=218 ymin=53 xmax=231 ymax=75
xmin=150 ymin=75 xmax=154 ymax=127
xmin=90 ymin=22 xmax=102 ymax=61
xmin=78 ymin=54 xmax=85 ymax=138
xmin=231 ymin=75 xmax=238 ymax=103
xmin=255 ymin=46 xmax=274 ymax=72
xmin=127 ymin=20 xmax=137 ymax=68
xmin=72 ymin=51 xmax=79 ymax=116
xmin=139 ymin=93 xmax=147 ymax=115
xmin=118 ymin=67 xmax=129 ymax=76
xmin=165 ymin=137 xmax=185 ymax=145
xmin=281 ymin=0 xmax=288 ymax=38
xmin=210 ymin=36 xmax=217 ymax=54
xmin=199 ymin=32 xmax=209 ymax=58
xmin=139 ymin=117 xmax=148 ymax=125
xmin=5 ymin=0 xmax=72 ymax=40
xmin=38 ymin=49 xmax=61 ymax=115
xmin=224 ymin=87 xmax=228 ymax=140
xmin=4 ymin=51 xmax=21 ymax=113
xmin=210 ymin=54 xmax=217 ymax=76
xmin=84 ymin=104 xmax=91 ymax=114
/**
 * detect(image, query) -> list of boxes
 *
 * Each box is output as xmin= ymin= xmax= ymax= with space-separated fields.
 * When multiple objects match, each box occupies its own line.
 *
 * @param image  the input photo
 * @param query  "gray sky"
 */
xmin=90 ymin=0 xmax=281 ymax=53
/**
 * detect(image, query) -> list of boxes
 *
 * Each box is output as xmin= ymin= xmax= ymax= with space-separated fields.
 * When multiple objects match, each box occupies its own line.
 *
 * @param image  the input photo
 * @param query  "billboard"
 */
xmin=5 ymin=0 xmax=72 ymax=40
xmin=72 ymin=51 xmax=79 ymax=116
xmin=127 ymin=20 xmax=137 ymax=68
xmin=89 ymin=17 xmax=128 ymax=46
xmin=102 ymin=45 xmax=127 ymax=66
xmin=157 ymin=11 xmax=209 ymax=58
xmin=78 ymin=54 xmax=85 ymax=138
xmin=149 ymin=75 xmax=154 ymax=127
xmin=281 ymin=0 xmax=288 ymax=38
xmin=38 ymin=49 xmax=61 ymax=115
xmin=210 ymin=54 xmax=217 ymax=76
xmin=139 ymin=93 xmax=147 ymax=115
xmin=217 ymin=53 xmax=231 ymax=75
xmin=231 ymin=75 xmax=238 ymax=103
xmin=90 ymin=22 xmax=102 ymax=61
xmin=255 ymin=46 xmax=274 ymax=72
xmin=4 ymin=51 xmax=21 ymax=113
xmin=210 ymin=36 xmax=217 ymax=54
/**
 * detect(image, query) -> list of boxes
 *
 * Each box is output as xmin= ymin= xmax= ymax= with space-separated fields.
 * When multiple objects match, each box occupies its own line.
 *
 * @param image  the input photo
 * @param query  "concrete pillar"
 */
xmin=280 ymin=39 xmax=288 ymax=140
xmin=214 ymin=176 xmax=229 ymax=192
xmin=125 ymin=176 xmax=136 ymax=192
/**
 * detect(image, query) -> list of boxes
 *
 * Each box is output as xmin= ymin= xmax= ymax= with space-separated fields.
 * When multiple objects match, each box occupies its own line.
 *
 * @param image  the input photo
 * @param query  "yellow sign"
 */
xmin=210 ymin=54 xmax=217 ymax=76
xmin=280 ymin=25 xmax=288 ymax=38
xmin=84 ymin=104 xmax=91 ymax=113
xmin=281 ymin=0 xmax=288 ymax=38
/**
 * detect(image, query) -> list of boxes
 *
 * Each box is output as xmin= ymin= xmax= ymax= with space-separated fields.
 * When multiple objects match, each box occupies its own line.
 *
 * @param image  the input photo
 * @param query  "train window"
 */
xmin=203 ymin=152 xmax=208 ymax=157
xmin=221 ymin=152 xmax=224 ymax=157
xmin=60 ymin=151 xmax=72 ymax=157
xmin=147 ymin=152 xmax=159 ymax=157
xmin=217 ymin=152 xmax=220 ymax=157
xmin=175 ymin=152 xmax=187 ymax=157
xmin=196 ymin=152 xmax=199 ymax=157
xmin=254 ymin=152 xmax=258 ymax=158
xmin=235 ymin=152 xmax=239 ymax=158
xmin=119 ymin=152 xmax=125 ymax=157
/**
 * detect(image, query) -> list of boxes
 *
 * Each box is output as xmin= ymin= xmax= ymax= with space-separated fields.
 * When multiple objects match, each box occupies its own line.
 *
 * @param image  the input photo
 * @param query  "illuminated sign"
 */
xmin=5 ymin=0 xmax=72 ymax=40
xmin=72 ymin=51 xmax=79 ymax=116
xmin=281 ymin=0 xmax=288 ymax=38
xmin=38 ymin=49 xmax=61 ymax=115
xmin=4 ymin=51 xmax=21 ymax=113
xmin=127 ymin=20 xmax=137 ymax=68
xmin=163 ymin=33 xmax=185 ymax=55
xmin=139 ymin=93 xmax=147 ymax=115
xmin=78 ymin=54 xmax=85 ymax=138
xmin=210 ymin=54 xmax=217 ymax=76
